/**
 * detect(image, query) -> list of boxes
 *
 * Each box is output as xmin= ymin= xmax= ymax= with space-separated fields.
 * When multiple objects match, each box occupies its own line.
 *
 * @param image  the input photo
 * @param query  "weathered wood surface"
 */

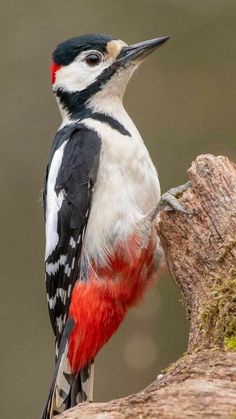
xmin=56 ymin=154 xmax=236 ymax=419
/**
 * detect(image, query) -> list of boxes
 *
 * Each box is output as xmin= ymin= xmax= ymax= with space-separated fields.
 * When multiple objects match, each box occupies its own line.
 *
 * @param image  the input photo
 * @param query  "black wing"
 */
xmin=44 ymin=126 xmax=101 ymax=349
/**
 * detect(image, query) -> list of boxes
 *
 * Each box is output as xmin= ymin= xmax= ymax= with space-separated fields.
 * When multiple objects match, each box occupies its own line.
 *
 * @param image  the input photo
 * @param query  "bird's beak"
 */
xmin=116 ymin=36 xmax=170 ymax=65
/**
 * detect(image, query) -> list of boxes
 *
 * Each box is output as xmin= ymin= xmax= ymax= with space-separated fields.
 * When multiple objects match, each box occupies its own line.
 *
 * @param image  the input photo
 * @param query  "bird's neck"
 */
xmin=55 ymin=78 xmax=143 ymax=142
xmin=56 ymin=89 xmax=134 ymax=132
xmin=55 ymin=64 xmax=137 ymax=130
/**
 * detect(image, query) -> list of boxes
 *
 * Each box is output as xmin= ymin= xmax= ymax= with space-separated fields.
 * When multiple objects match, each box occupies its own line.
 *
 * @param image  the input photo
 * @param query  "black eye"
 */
xmin=84 ymin=52 xmax=102 ymax=66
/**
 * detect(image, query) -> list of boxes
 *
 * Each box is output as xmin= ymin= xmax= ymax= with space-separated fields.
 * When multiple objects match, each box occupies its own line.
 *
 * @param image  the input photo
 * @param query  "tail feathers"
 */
xmin=65 ymin=362 xmax=94 ymax=407
xmin=77 ymin=362 xmax=94 ymax=403
xmin=41 ymin=319 xmax=94 ymax=419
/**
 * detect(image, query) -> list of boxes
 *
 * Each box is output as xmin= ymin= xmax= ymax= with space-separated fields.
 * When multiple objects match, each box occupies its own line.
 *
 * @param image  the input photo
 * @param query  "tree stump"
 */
xmin=56 ymin=154 xmax=236 ymax=418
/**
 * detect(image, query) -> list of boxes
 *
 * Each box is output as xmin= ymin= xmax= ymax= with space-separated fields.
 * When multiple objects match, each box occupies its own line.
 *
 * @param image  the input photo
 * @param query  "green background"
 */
xmin=1 ymin=1 xmax=235 ymax=418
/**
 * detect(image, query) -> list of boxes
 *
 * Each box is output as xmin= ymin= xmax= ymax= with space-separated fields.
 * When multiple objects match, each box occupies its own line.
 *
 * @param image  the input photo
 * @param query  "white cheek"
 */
xmin=55 ymin=60 xmax=110 ymax=92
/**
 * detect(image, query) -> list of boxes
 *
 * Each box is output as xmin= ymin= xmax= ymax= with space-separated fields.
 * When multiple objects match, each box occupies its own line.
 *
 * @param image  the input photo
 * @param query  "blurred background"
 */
xmin=1 ymin=1 xmax=235 ymax=418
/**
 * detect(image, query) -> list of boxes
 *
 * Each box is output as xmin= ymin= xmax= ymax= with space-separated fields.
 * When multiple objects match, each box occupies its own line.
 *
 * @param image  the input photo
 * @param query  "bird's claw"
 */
xmin=150 ymin=181 xmax=196 ymax=219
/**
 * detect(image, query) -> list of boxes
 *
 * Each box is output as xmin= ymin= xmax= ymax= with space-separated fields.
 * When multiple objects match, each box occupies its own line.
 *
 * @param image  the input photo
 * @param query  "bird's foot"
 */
xmin=149 ymin=181 xmax=196 ymax=220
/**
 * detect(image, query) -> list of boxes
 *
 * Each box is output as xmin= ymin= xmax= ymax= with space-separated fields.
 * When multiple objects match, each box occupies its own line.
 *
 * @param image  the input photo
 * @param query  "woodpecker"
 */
xmin=42 ymin=33 xmax=170 ymax=418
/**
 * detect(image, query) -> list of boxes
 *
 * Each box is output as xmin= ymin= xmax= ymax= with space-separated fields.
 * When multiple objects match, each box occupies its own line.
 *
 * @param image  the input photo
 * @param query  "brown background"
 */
xmin=1 ymin=1 xmax=235 ymax=418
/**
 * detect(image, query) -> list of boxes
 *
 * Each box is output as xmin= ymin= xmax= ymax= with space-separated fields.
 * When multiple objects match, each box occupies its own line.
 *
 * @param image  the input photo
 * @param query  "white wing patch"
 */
xmin=45 ymin=140 xmax=69 ymax=260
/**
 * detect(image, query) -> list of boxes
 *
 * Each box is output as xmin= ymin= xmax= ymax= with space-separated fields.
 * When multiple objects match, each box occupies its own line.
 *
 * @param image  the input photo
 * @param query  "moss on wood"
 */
xmin=201 ymin=277 xmax=236 ymax=349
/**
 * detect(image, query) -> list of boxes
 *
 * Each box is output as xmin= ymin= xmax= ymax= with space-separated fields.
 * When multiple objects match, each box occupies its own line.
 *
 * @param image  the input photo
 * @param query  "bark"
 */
xmin=57 ymin=154 xmax=236 ymax=419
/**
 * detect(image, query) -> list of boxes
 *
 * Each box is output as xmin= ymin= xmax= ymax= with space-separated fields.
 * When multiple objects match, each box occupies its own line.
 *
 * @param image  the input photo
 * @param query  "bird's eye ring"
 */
xmin=84 ymin=52 xmax=103 ymax=67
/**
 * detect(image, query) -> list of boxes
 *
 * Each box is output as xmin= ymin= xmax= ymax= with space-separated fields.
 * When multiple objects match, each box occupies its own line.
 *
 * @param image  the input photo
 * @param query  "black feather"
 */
xmin=53 ymin=33 xmax=116 ymax=65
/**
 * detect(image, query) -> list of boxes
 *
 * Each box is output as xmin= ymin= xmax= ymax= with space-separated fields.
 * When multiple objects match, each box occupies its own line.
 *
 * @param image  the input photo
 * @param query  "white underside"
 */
xmin=81 ymin=115 xmax=160 ymax=267
xmin=45 ymin=104 xmax=160 ymax=268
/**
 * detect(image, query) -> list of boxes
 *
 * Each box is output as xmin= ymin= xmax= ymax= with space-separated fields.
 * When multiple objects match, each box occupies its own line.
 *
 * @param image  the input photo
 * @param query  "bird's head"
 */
xmin=51 ymin=33 xmax=169 ymax=120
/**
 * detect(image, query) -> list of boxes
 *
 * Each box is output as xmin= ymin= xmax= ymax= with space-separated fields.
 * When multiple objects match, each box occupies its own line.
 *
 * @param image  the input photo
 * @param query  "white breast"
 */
xmin=82 ymin=118 xmax=160 ymax=267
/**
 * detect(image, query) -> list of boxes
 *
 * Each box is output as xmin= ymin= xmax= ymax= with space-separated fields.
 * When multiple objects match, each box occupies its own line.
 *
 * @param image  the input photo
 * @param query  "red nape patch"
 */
xmin=51 ymin=61 xmax=62 ymax=85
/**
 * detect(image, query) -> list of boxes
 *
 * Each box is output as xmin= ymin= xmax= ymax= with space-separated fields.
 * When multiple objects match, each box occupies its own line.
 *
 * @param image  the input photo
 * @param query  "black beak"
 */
xmin=117 ymin=36 xmax=170 ymax=65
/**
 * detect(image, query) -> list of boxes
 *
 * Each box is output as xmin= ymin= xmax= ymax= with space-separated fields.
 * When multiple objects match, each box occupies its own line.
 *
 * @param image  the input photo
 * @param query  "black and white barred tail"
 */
xmin=41 ymin=319 xmax=94 ymax=419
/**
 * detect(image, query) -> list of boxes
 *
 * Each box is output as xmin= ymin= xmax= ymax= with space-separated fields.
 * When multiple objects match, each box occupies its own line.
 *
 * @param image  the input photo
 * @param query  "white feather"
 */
xmin=80 ymin=110 xmax=160 ymax=267
xmin=45 ymin=140 xmax=68 ymax=260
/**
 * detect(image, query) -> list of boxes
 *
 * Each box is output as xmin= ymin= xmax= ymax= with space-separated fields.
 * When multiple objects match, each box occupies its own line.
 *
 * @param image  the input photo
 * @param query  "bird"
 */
xmin=42 ymin=32 xmax=170 ymax=418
